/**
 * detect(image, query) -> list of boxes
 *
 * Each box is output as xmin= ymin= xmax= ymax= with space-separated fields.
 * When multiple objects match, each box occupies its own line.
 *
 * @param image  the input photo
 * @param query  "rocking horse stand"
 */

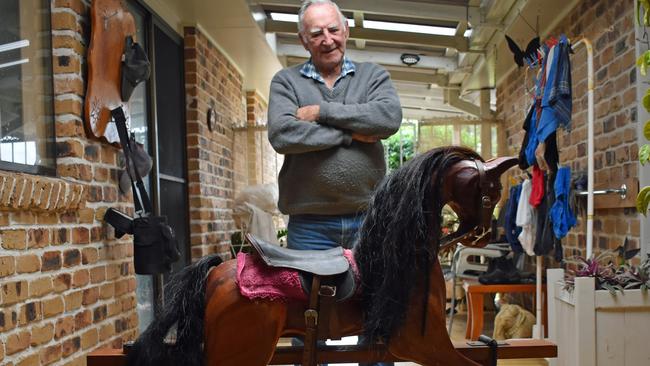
xmin=88 ymin=338 xmax=557 ymax=366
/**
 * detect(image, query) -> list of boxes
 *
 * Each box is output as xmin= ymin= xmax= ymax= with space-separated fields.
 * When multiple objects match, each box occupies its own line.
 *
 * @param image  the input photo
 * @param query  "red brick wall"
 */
xmin=497 ymin=0 xmax=639 ymax=258
xmin=1 ymin=1 xmax=138 ymax=365
xmin=184 ymin=29 xmax=284 ymax=259
xmin=2 ymin=3 xmax=287 ymax=365
xmin=184 ymin=27 xmax=245 ymax=260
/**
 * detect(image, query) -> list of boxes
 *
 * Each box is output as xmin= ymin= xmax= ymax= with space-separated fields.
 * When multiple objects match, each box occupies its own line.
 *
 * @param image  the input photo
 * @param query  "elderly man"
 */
xmin=267 ymin=1 xmax=401 ymax=365
xmin=268 ymin=0 xmax=401 ymax=250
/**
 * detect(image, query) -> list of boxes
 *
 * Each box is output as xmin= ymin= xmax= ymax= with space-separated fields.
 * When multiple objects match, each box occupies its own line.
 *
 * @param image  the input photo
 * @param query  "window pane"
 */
xmin=127 ymin=5 xmax=149 ymax=149
xmin=127 ymin=4 xmax=151 ymax=195
xmin=0 ymin=0 xmax=54 ymax=171
xmin=460 ymin=125 xmax=478 ymax=150
xmin=418 ymin=124 xmax=452 ymax=153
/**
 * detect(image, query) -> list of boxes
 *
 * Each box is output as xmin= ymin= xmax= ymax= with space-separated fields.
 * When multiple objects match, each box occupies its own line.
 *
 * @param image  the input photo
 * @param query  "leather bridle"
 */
xmin=439 ymin=159 xmax=500 ymax=249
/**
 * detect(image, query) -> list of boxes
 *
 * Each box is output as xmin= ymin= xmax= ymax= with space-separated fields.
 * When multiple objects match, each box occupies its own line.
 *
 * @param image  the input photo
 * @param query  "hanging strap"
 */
xmin=111 ymin=106 xmax=153 ymax=215
xmin=302 ymin=275 xmax=321 ymax=366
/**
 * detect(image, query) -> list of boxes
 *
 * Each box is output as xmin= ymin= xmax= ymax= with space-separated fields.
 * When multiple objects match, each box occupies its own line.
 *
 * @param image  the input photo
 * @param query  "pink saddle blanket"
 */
xmin=236 ymin=249 xmax=357 ymax=302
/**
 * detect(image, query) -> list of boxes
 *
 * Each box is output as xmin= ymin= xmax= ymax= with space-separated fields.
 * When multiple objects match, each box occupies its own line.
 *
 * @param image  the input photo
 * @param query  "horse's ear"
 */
xmin=485 ymin=156 xmax=519 ymax=179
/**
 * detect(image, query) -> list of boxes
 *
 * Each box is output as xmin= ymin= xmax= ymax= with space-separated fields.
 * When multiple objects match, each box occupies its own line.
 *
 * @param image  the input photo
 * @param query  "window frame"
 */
xmin=0 ymin=0 xmax=57 ymax=176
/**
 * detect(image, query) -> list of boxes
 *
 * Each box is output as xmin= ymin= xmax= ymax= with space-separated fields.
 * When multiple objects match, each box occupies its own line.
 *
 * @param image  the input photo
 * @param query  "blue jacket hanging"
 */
xmin=537 ymin=34 xmax=573 ymax=142
xmin=550 ymin=166 xmax=577 ymax=239
xmin=504 ymin=184 xmax=524 ymax=253
xmin=525 ymin=35 xmax=573 ymax=166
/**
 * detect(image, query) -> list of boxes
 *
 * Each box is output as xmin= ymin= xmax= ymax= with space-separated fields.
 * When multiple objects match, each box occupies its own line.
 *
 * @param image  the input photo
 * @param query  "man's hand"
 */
xmin=535 ymin=142 xmax=549 ymax=171
xmin=296 ymin=105 xmax=320 ymax=122
xmin=352 ymin=133 xmax=381 ymax=143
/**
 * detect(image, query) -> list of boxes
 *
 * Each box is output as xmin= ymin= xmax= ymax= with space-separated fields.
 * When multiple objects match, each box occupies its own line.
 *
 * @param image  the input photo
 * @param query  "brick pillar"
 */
xmin=184 ymin=27 xmax=245 ymax=260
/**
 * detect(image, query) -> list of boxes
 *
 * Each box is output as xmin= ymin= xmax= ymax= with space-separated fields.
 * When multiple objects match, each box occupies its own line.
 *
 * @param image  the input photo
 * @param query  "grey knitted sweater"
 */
xmin=267 ymin=61 xmax=402 ymax=215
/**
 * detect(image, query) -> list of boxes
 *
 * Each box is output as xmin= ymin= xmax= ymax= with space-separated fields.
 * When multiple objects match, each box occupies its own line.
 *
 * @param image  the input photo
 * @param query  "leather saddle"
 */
xmin=245 ymin=233 xmax=357 ymax=302
xmin=245 ymin=233 xmax=358 ymax=366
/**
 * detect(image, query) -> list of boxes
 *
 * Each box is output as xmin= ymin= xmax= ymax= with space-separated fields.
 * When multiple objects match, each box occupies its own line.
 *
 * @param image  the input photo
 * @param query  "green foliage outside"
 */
xmin=384 ymin=125 xmax=415 ymax=170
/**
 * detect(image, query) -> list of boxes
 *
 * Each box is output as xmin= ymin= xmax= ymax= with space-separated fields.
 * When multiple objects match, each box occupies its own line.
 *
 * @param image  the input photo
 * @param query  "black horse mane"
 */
xmin=354 ymin=145 xmax=482 ymax=343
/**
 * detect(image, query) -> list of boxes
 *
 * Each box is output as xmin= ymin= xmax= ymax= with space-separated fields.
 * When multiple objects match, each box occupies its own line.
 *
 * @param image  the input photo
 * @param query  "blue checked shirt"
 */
xmin=299 ymin=57 xmax=355 ymax=87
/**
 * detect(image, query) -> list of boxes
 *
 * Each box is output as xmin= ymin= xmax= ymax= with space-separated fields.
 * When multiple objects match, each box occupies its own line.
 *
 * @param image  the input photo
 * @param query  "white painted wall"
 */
xmin=142 ymin=0 xmax=283 ymax=100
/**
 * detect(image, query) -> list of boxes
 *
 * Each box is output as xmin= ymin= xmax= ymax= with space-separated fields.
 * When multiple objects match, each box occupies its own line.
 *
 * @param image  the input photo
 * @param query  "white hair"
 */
xmin=297 ymin=0 xmax=347 ymax=34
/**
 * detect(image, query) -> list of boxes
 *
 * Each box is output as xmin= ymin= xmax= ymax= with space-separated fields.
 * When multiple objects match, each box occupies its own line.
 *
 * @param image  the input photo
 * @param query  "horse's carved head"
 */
xmin=441 ymin=156 xmax=518 ymax=248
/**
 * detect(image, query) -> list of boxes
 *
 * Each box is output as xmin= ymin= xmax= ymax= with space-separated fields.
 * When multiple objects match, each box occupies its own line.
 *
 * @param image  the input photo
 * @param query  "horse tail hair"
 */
xmin=126 ymin=254 xmax=223 ymax=366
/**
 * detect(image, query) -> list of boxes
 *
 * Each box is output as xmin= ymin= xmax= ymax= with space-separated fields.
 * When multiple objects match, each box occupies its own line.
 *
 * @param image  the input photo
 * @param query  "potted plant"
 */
xmin=547 ymin=251 xmax=650 ymax=366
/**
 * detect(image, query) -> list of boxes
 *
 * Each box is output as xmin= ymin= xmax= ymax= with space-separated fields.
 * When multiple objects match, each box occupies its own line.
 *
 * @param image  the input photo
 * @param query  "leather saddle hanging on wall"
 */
xmin=84 ymin=0 xmax=137 ymax=144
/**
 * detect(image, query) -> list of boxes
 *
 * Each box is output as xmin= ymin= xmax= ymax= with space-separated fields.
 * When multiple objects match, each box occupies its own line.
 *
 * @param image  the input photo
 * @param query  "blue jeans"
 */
xmin=287 ymin=213 xmax=365 ymax=250
xmin=288 ymin=213 xmax=393 ymax=366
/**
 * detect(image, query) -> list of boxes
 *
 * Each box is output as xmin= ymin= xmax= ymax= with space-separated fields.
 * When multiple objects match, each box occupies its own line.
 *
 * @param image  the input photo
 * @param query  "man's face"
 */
xmin=299 ymin=3 xmax=349 ymax=73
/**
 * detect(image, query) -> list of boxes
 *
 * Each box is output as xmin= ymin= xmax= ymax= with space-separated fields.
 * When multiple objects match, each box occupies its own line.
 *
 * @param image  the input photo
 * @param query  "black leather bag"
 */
xmin=132 ymin=215 xmax=180 ymax=274
xmin=104 ymin=107 xmax=181 ymax=274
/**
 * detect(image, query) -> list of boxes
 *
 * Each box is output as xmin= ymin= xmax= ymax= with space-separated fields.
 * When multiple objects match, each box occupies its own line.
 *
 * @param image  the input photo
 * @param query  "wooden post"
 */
xmin=574 ymin=277 xmax=596 ymax=366
xmin=546 ymin=268 xmax=564 ymax=366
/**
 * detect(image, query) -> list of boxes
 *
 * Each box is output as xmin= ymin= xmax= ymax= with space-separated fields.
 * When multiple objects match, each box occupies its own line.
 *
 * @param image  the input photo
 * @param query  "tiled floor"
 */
xmin=277 ymin=310 xmax=548 ymax=365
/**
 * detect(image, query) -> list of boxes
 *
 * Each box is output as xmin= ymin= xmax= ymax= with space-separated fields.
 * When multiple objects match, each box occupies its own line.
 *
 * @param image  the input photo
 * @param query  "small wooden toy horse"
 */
xmin=126 ymin=146 xmax=518 ymax=366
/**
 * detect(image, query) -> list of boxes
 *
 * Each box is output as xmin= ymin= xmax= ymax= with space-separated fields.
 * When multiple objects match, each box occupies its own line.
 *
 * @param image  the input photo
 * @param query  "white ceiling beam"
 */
xmin=276 ymin=43 xmax=458 ymax=71
xmin=399 ymin=96 xmax=460 ymax=112
xmin=446 ymin=21 xmax=468 ymax=57
xmin=443 ymin=88 xmax=488 ymax=118
xmin=402 ymin=107 xmax=466 ymax=120
xmin=394 ymin=83 xmax=445 ymax=100
xmin=250 ymin=0 xmax=482 ymax=24
xmin=386 ymin=68 xmax=448 ymax=86
xmin=419 ymin=116 xmax=502 ymax=125
xmin=479 ymin=89 xmax=494 ymax=119
xmin=265 ymin=20 xmax=471 ymax=51
xmin=353 ymin=11 xmax=365 ymax=49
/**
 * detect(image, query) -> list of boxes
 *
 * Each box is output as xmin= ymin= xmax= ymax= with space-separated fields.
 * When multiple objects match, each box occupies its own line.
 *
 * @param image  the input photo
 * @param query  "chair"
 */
xmin=446 ymin=243 xmax=511 ymax=333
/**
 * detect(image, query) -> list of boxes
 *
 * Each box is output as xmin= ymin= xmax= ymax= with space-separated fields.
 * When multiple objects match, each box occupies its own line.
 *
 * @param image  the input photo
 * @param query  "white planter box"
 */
xmin=547 ymin=268 xmax=650 ymax=366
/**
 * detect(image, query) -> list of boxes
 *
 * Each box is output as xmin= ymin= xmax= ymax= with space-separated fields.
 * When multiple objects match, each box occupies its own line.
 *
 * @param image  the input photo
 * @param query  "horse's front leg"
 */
xmin=203 ymin=260 xmax=288 ymax=366
xmin=388 ymin=260 xmax=481 ymax=366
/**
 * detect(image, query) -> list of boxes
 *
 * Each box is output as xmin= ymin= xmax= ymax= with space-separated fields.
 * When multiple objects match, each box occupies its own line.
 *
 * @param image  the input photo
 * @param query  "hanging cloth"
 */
xmin=537 ymin=34 xmax=573 ymax=142
xmin=533 ymin=170 xmax=563 ymax=260
xmin=550 ymin=166 xmax=577 ymax=239
xmin=524 ymin=43 xmax=550 ymax=166
xmin=529 ymin=165 xmax=545 ymax=207
xmin=518 ymin=104 xmax=534 ymax=170
xmin=516 ymin=179 xmax=535 ymax=256
xmin=504 ymin=184 xmax=524 ymax=253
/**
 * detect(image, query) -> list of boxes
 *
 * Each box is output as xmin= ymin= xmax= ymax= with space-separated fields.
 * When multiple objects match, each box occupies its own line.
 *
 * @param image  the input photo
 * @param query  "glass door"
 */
xmin=151 ymin=21 xmax=190 ymax=279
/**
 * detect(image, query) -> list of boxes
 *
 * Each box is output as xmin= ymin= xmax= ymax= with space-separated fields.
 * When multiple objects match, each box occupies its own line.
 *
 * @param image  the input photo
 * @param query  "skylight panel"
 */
xmin=364 ymin=20 xmax=458 ymax=36
xmin=267 ymin=12 xmax=470 ymax=37
xmin=269 ymin=12 xmax=355 ymax=27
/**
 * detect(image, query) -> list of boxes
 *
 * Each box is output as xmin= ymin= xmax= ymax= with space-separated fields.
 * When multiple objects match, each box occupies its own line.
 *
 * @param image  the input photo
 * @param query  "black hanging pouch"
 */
xmin=131 ymin=215 xmax=179 ymax=274
xmin=104 ymin=107 xmax=180 ymax=274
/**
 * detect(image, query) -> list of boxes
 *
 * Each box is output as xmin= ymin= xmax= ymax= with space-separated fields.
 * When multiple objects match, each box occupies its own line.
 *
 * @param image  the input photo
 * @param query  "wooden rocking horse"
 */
xmin=125 ymin=146 xmax=520 ymax=366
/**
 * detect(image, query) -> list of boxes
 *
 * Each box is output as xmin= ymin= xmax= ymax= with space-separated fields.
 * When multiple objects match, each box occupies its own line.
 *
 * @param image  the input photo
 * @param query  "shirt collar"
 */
xmin=299 ymin=56 xmax=355 ymax=84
